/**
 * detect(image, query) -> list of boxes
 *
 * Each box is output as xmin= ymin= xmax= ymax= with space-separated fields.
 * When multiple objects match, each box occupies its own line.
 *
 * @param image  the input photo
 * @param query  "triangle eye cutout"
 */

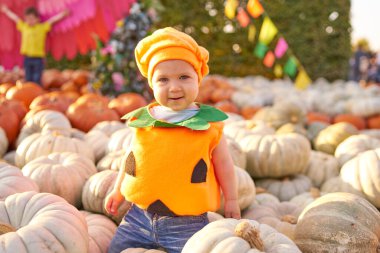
xmin=125 ymin=152 xmax=136 ymax=177
xmin=191 ymin=159 xmax=208 ymax=183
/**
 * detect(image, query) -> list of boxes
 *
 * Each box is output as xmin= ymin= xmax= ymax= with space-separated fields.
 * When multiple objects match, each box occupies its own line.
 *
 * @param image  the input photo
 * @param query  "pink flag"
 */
xmin=274 ymin=37 xmax=288 ymax=58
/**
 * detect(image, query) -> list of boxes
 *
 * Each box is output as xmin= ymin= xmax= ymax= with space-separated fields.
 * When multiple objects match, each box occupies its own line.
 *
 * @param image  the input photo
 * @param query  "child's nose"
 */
xmin=169 ymin=81 xmax=182 ymax=92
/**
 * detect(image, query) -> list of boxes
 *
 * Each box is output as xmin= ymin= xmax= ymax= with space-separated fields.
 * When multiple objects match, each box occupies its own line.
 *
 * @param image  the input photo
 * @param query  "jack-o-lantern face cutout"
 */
xmin=125 ymin=153 xmax=209 ymax=216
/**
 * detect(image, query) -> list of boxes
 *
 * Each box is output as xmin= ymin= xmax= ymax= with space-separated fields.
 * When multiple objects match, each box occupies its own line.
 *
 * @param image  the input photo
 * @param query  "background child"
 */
xmin=1 ymin=5 xmax=69 ymax=85
xmin=105 ymin=27 xmax=240 ymax=253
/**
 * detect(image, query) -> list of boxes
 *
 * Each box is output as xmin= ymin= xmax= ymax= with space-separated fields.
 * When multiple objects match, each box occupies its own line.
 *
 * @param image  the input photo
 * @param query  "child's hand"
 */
xmin=104 ymin=189 xmax=124 ymax=216
xmin=224 ymin=199 xmax=241 ymax=219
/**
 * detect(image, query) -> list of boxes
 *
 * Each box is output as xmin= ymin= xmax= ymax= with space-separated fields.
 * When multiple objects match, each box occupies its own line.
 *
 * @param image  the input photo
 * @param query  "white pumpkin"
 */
xmin=182 ymin=219 xmax=301 ymax=252
xmin=0 ymin=191 xmax=88 ymax=253
xmin=22 ymin=152 xmax=97 ymax=207
xmin=0 ymin=162 xmax=39 ymax=200
xmin=255 ymin=175 xmax=312 ymax=201
xmin=16 ymin=110 xmax=71 ymax=146
xmin=91 ymin=120 xmax=127 ymax=137
xmin=81 ymin=211 xmax=117 ymax=253
xmin=303 ymin=151 xmax=339 ymax=187
xmin=219 ymin=166 xmax=255 ymax=215
xmin=0 ymin=127 xmax=8 ymax=158
xmin=96 ymin=150 xmax=125 ymax=172
xmin=15 ymin=132 xmax=95 ymax=167
xmin=85 ymin=129 xmax=110 ymax=162
xmin=82 ymin=170 xmax=131 ymax=223
xmin=240 ymin=133 xmax=311 ymax=178
xmin=106 ymin=128 xmax=134 ymax=154
xmin=335 ymin=134 xmax=380 ymax=166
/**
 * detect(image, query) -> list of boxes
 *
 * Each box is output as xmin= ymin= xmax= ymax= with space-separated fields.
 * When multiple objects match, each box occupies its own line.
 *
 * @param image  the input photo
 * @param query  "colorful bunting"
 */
xmin=223 ymin=0 xmax=313 ymax=87
xmin=247 ymin=0 xmax=264 ymax=18
xmin=274 ymin=37 xmax=288 ymax=58
xmin=284 ymin=57 xmax=298 ymax=78
xmin=248 ymin=24 xmax=256 ymax=42
xmin=274 ymin=64 xmax=283 ymax=78
xmin=295 ymin=68 xmax=312 ymax=89
xmin=263 ymin=51 xmax=275 ymax=68
xmin=237 ymin=8 xmax=250 ymax=28
xmin=258 ymin=16 xmax=278 ymax=45
xmin=225 ymin=0 xmax=239 ymax=19
xmin=254 ymin=42 xmax=268 ymax=59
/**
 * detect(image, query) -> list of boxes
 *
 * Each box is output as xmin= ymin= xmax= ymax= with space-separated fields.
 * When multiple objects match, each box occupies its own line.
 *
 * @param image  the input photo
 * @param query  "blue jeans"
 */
xmin=108 ymin=204 xmax=208 ymax=253
xmin=24 ymin=57 xmax=44 ymax=85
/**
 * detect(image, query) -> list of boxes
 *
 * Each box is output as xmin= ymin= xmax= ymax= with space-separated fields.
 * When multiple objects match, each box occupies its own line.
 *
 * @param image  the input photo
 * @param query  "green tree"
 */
xmin=153 ymin=0 xmax=351 ymax=81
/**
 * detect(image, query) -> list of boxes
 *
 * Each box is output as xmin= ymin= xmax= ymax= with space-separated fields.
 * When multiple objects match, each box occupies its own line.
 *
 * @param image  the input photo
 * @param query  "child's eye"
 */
xmin=179 ymin=75 xmax=190 ymax=80
xmin=158 ymin=77 xmax=168 ymax=83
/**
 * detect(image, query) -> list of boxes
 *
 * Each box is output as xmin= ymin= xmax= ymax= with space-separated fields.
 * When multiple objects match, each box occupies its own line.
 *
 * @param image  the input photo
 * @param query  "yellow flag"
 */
xmin=274 ymin=64 xmax=283 ymax=78
xmin=259 ymin=16 xmax=278 ymax=45
xmin=295 ymin=68 xmax=312 ymax=89
xmin=225 ymin=0 xmax=239 ymax=19
xmin=248 ymin=24 xmax=256 ymax=42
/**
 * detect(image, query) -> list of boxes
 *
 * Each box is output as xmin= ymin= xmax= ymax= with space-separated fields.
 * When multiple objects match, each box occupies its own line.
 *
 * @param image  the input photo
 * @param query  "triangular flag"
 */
xmin=274 ymin=64 xmax=283 ymax=78
xmin=295 ymin=68 xmax=312 ymax=89
xmin=274 ymin=37 xmax=288 ymax=58
xmin=263 ymin=51 xmax=275 ymax=68
xmin=225 ymin=0 xmax=239 ymax=19
xmin=258 ymin=16 xmax=278 ymax=45
xmin=247 ymin=0 xmax=264 ymax=18
xmin=237 ymin=8 xmax=250 ymax=28
xmin=284 ymin=56 xmax=298 ymax=78
xmin=248 ymin=24 xmax=256 ymax=42
xmin=254 ymin=42 xmax=268 ymax=59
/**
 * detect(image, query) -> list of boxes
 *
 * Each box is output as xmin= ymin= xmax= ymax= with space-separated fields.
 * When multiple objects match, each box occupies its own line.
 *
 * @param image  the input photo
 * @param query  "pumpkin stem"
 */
xmin=310 ymin=187 xmax=321 ymax=198
xmin=281 ymin=215 xmax=297 ymax=224
xmin=235 ymin=221 xmax=264 ymax=251
xmin=255 ymin=187 xmax=267 ymax=194
xmin=0 ymin=222 xmax=16 ymax=235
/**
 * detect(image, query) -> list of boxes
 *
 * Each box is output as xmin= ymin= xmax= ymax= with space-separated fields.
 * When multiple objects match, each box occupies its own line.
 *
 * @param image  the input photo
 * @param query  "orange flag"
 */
xmin=237 ymin=8 xmax=250 ymax=27
xmin=263 ymin=51 xmax=275 ymax=68
xmin=247 ymin=0 xmax=264 ymax=18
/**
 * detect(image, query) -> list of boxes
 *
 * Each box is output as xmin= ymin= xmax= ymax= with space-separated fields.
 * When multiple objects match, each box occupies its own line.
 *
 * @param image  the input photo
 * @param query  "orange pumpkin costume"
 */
xmin=120 ymin=103 xmax=227 ymax=216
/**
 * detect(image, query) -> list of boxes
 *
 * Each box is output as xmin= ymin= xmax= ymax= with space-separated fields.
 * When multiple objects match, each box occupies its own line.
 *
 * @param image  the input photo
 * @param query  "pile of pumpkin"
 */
xmin=1 ymin=73 xmax=380 ymax=252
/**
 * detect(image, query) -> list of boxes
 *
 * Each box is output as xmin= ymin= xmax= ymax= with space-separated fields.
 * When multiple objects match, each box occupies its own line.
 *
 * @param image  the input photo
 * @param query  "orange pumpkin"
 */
xmin=210 ymin=88 xmax=234 ymax=103
xmin=5 ymin=81 xmax=44 ymax=107
xmin=30 ymin=92 xmax=75 ymax=113
xmin=240 ymin=106 xmax=262 ymax=119
xmin=214 ymin=100 xmax=239 ymax=114
xmin=108 ymin=93 xmax=148 ymax=117
xmin=75 ymin=93 xmax=110 ymax=107
xmin=66 ymin=102 xmax=120 ymax=132
xmin=61 ymin=81 xmax=79 ymax=93
xmin=333 ymin=114 xmax=366 ymax=130
xmin=367 ymin=115 xmax=380 ymax=129
xmin=0 ymin=104 xmax=20 ymax=144
xmin=72 ymin=70 xmax=90 ymax=87
xmin=0 ymin=98 xmax=27 ymax=122
xmin=0 ymin=83 xmax=14 ymax=96
xmin=41 ymin=69 xmax=64 ymax=89
xmin=306 ymin=112 xmax=331 ymax=125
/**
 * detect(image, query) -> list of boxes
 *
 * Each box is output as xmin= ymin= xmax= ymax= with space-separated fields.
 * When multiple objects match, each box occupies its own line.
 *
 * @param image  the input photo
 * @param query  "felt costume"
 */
xmin=121 ymin=103 xmax=227 ymax=216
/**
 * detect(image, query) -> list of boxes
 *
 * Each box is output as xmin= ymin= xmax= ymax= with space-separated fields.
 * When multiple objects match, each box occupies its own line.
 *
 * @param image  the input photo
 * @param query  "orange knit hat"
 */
xmin=135 ymin=27 xmax=209 ymax=87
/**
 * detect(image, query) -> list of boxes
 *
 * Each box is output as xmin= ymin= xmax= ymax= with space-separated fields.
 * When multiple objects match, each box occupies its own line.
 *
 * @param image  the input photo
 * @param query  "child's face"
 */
xmin=25 ymin=14 xmax=40 ymax=26
xmin=151 ymin=60 xmax=199 ymax=111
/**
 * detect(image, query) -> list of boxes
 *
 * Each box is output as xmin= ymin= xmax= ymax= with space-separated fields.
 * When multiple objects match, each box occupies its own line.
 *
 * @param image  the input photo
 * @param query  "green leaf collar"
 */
xmin=121 ymin=103 xmax=228 ymax=130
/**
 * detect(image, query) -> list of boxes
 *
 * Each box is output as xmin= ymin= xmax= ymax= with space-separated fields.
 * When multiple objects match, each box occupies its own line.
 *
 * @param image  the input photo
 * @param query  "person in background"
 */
xmin=105 ymin=27 xmax=240 ymax=253
xmin=1 ymin=5 xmax=69 ymax=85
